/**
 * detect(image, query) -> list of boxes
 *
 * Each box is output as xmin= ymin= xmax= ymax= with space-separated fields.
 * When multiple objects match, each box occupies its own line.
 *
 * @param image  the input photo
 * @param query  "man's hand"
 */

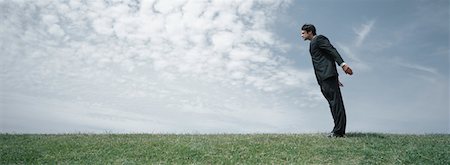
xmin=342 ymin=64 xmax=353 ymax=75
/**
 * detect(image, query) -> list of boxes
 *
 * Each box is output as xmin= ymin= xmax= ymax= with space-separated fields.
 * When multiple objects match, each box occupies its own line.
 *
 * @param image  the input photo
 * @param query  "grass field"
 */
xmin=1 ymin=133 xmax=449 ymax=164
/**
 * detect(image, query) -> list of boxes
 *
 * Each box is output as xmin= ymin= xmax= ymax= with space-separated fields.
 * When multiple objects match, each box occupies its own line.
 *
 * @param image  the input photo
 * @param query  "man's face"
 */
xmin=301 ymin=30 xmax=313 ymax=41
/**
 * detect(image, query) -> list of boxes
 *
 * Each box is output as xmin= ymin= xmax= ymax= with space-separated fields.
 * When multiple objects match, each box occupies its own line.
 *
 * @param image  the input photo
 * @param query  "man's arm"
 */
xmin=318 ymin=35 xmax=353 ymax=75
xmin=317 ymin=35 xmax=345 ymax=65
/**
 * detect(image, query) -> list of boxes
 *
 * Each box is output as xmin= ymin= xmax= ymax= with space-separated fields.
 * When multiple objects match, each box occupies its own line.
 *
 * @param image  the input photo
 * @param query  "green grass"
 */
xmin=1 ymin=133 xmax=449 ymax=164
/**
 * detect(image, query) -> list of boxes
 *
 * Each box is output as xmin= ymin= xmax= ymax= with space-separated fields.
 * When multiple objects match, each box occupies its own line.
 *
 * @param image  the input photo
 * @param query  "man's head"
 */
xmin=301 ymin=24 xmax=316 ymax=41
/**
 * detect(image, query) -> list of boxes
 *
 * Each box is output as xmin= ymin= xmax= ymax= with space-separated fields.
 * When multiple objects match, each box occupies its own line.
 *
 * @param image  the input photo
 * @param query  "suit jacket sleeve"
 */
xmin=317 ymin=35 xmax=345 ymax=66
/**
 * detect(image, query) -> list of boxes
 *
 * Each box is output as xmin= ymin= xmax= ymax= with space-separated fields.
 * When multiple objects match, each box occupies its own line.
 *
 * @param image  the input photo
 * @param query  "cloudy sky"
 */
xmin=1 ymin=0 xmax=448 ymax=134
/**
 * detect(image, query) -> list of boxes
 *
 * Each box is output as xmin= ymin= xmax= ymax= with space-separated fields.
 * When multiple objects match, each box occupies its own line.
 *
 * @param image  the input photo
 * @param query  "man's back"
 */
xmin=309 ymin=35 xmax=344 ymax=81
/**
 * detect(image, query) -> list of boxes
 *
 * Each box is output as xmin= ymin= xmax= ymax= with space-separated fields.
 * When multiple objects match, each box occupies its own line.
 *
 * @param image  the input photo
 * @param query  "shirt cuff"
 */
xmin=340 ymin=63 xmax=347 ymax=67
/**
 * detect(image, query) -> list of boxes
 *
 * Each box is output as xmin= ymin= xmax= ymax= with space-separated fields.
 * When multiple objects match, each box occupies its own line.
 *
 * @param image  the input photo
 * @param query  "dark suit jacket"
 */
xmin=309 ymin=35 xmax=345 ymax=82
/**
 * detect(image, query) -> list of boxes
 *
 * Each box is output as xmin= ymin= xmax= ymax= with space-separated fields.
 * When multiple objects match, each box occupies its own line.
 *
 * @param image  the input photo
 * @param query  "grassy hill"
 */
xmin=1 ymin=133 xmax=449 ymax=164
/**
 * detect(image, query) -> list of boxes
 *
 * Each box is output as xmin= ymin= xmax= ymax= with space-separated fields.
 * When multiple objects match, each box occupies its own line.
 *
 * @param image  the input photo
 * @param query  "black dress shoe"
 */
xmin=327 ymin=133 xmax=345 ymax=138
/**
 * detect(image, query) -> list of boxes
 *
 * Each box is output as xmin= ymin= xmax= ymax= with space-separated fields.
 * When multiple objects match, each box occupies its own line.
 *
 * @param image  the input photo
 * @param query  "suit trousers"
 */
xmin=319 ymin=76 xmax=347 ymax=135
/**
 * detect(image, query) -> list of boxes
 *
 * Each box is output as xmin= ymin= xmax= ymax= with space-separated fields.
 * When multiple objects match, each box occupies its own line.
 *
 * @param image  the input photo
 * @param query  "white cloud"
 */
xmin=154 ymin=0 xmax=186 ymax=14
xmin=212 ymin=31 xmax=236 ymax=52
xmin=354 ymin=20 xmax=375 ymax=47
xmin=399 ymin=63 xmax=439 ymax=75
xmin=48 ymin=24 xmax=65 ymax=37
xmin=92 ymin=17 xmax=114 ymax=35
xmin=42 ymin=14 xmax=59 ymax=24
xmin=1 ymin=0 xmax=323 ymax=133
xmin=337 ymin=43 xmax=370 ymax=71
xmin=335 ymin=20 xmax=376 ymax=72
xmin=69 ymin=0 xmax=82 ymax=9
xmin=393 ymin=58 xmax=442 ymax=83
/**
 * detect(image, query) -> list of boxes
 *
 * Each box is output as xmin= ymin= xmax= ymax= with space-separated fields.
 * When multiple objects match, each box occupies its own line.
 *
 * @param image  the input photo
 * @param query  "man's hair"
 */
xmin=301 ymin=24 xmax=316 ymax=35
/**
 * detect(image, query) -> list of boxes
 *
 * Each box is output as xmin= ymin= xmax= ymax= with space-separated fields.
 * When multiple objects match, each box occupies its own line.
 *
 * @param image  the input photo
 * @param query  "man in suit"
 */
xmin=301 ymin=24 xmax=353 ymax=138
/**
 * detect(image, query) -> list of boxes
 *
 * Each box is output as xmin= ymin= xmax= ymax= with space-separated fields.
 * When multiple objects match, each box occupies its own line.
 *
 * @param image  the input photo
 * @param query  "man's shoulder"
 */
xmin=317 ymin=35 xmax=328 ymax=40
